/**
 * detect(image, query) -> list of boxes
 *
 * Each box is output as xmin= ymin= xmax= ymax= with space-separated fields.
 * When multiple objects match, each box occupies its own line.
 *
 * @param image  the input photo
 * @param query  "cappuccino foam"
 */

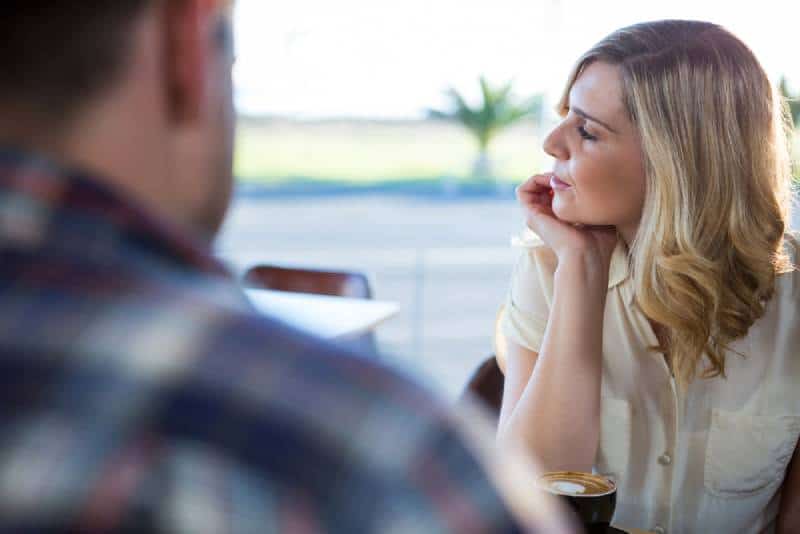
xmin=538 ymin=471 xmax=616 ymax=497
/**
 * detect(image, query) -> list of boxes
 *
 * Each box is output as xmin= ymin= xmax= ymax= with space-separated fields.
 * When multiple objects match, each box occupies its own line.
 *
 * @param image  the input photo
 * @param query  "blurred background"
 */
xmin=216 ymin=0 xmax=800 ymax=398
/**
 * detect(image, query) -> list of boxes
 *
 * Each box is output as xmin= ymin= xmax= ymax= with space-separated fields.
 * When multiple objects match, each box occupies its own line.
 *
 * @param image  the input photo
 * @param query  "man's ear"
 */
xmin=163 ymin=0 xmax=216 ymax=123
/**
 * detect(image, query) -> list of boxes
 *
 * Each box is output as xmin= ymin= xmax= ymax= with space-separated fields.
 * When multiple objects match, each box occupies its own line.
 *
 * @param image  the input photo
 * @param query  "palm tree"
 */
xmin=779 ymin=77 xmax=800 ymax=184
xmin=428 ymin=76 xmax=542 ymax=179
xmin=779 ymin=76 xmax=800 ymax=128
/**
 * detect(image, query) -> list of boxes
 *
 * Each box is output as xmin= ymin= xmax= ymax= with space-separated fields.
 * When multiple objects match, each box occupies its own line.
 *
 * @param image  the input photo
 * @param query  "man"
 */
xmin=0 ymin=1 xmax=570 ymax=532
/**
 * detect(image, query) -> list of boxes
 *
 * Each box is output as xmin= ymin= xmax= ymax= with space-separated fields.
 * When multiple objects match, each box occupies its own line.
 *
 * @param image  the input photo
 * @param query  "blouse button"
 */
xmin=653 ymin=526 xmax=666 ymax=534
xmin=658 ymin=453 xmax=672 ymax=466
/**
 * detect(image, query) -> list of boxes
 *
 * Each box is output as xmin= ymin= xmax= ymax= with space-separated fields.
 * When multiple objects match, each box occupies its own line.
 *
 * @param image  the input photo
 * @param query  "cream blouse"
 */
xmin=499 ymin=229 xmax=800 ymax=534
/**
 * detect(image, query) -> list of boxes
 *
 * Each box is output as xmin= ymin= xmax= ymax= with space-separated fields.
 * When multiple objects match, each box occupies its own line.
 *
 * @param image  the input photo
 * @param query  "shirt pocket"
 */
xmin=704 ymin=409 xmax=800 ymax=498
xmin=595 ymin=397 xmax=632 ymax=481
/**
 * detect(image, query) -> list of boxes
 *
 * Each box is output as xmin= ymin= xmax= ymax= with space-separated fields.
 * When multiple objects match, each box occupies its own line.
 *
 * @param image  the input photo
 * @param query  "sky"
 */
xmin=233 ymin=0 xmax=800 ymax=119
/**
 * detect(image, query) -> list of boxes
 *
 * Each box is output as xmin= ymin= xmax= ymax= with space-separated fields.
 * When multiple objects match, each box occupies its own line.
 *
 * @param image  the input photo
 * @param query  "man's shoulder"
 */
xmin=79 ymin=272 xmax=455 ymax=440
xmin=190 ymin=301 xmax=449 ymax=426
xmin=166 ymin=306 xmax=529 ymax=532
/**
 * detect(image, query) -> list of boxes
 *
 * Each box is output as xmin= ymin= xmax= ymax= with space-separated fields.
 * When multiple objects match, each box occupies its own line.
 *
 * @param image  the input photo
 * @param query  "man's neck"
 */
xmin=0 ymin=114 xmax=206 ymax=247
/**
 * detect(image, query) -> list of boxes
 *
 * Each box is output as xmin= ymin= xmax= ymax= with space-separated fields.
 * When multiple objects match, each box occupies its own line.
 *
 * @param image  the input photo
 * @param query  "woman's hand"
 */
xmin=517 ymin=173 xmax=618 ymax=269
xmin=501 ymin=174 xmax=614 ymax=470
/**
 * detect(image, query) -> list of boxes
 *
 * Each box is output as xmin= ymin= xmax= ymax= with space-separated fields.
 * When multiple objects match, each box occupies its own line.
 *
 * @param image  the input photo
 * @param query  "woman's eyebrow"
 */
xmin=572 ymin=106 xmax=619 ymax=134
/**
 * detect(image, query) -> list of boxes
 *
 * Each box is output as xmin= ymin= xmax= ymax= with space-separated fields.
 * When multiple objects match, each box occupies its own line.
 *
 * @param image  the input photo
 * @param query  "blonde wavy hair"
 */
xmin=558 ymin=20 xmax=795 ymax=387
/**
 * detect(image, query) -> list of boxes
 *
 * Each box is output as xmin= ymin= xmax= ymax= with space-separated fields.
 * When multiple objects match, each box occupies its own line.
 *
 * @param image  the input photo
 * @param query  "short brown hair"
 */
xmin=0 ymin=1 xmax=151 ymax=123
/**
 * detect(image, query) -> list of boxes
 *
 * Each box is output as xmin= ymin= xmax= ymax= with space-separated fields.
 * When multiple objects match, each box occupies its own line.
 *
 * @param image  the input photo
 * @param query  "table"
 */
xmin=245 ymin=289 xmax=400 ymax=339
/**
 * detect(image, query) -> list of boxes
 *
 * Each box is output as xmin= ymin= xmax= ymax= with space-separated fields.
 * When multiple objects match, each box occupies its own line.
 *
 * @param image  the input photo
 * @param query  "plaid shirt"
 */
xmin=0 ymin=148 xmax=546 ymax=533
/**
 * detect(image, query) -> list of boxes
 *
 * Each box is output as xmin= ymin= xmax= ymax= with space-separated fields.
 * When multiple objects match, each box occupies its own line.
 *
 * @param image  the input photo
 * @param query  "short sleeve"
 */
xmin=498 ymin=241 xmax=557 ymax=371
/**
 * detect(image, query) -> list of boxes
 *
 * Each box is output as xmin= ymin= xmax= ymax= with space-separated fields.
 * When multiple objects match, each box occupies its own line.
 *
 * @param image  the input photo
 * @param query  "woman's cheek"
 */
xmin=571 ymin=170 xmax=612 ymax=223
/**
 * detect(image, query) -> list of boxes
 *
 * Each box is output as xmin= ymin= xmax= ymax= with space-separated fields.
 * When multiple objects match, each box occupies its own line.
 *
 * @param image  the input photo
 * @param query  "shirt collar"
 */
xmin=0 ymin=146 xmax=230 ymax=278
xmin=608 ymin=240 xmax=630 ymax=290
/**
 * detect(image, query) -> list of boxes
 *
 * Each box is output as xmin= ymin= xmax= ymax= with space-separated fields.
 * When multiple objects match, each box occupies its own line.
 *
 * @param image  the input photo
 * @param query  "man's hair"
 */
xmin=1 ymin=1 xmax=151 ymax=123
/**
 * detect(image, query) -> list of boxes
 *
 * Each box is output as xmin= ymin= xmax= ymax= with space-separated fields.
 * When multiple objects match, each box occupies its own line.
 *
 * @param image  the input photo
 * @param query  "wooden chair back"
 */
xmin=460 ymin=307 xmax=507 ymax=424
xmin=242 ymin=264 xmax=377 ymax=353
xmin=243 ymin=265 xmax=372 ymax=299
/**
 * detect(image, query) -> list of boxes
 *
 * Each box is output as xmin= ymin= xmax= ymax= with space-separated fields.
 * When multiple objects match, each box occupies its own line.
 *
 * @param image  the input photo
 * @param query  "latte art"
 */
xmin=549 ymin=480 xmax=586 ymax=495
xmin=538 ymin=471 xmax=616 ymax=497
xmin=537 ymin=471 xmax=618 ymax=532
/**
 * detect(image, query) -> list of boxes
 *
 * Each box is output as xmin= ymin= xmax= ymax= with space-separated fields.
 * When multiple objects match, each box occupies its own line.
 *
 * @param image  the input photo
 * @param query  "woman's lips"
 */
xmin=549 ymin=174 xmax=572 ymax=191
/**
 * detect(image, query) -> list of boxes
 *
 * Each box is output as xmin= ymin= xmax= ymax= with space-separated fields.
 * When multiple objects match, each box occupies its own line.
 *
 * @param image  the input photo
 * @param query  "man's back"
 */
xmin=0 ymin=3 xmax=573 ymax=532
xmin=0 ymin=149 xmax=535 ymax=533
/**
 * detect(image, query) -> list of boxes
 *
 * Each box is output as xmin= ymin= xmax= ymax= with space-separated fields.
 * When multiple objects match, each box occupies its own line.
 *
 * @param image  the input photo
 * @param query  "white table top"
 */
xmin=245 ymin=289 xmax=400 ymax=339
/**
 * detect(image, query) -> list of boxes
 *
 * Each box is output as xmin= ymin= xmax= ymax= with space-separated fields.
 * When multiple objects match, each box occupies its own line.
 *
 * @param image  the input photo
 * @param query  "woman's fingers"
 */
xmin=518 ymin=174 xmax=567 ymax=245
xmin=517 ymin=174 xmax=554 ymax=209
xmin=516 ymin=174 xmax=552 ymax=197
xmin=525 ymin=207 xmax=570 ymax=244
xmin=518 ymin=174 xmax=618 ymax=262
xmin=518 ymin=173 xmax=552 ymax=191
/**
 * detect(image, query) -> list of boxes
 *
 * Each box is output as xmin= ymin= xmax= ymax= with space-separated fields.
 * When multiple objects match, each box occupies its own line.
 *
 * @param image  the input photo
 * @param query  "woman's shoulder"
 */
xmin=511 ymin=228 xmax=558 ymax=277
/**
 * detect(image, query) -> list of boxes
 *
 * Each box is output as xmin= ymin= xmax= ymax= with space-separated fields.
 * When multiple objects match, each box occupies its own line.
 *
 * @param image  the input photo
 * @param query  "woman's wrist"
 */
xmin=554 ymin=251 xmax=610 ymax=300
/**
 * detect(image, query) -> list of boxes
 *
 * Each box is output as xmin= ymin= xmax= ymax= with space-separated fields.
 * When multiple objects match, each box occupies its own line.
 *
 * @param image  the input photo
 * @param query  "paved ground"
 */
xmin=216 ymin=192 xmax=524 ymax=399
xmin=216 ymin=191 xmax=800 ymax=400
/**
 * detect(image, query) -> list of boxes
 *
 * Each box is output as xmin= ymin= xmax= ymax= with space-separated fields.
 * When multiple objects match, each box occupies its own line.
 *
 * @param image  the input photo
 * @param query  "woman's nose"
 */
xmin=543 ymin=124 xmax=568 ymax=161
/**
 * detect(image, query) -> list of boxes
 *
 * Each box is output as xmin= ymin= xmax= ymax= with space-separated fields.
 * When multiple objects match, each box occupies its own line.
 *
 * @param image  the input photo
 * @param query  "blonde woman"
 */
xmin=498 ymin=20 xmax=799 ymax=533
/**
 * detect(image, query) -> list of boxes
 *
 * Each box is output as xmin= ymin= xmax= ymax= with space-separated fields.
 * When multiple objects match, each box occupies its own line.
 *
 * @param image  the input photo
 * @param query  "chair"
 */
xmin=242 ymin=265 xmax=378 ymax=352
xmin=243 ymin=265 xmax=373 ymax=299
xmin=459 ymin=307 xmax=507 ymax=425
xmin=462 ymin=357 xmax=505 ymax=417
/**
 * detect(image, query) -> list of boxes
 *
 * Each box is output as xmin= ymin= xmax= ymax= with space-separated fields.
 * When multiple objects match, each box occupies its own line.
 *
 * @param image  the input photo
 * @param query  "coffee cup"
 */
xmin=537 ymin=471 xmax=617 ymax=533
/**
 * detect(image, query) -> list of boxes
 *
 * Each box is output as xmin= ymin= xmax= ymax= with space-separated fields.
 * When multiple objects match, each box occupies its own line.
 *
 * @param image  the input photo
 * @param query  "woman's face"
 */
xmin=543 ymin=61 xmax=647 ymax=240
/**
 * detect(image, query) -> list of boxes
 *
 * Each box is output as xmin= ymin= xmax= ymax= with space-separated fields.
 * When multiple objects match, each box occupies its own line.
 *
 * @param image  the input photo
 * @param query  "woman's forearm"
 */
xmin=499 ymin=252 xmax=608 ymax=472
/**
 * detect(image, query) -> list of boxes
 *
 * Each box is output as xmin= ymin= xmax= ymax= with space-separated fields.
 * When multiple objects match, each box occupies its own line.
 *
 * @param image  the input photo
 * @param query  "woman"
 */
xmin=497 ymin=20 xmax=799 ymax=533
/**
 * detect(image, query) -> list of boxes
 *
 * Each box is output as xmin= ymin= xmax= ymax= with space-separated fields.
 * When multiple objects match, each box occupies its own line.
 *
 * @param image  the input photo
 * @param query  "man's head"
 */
xmin=0 ymin=0 xmax=236 ymax=242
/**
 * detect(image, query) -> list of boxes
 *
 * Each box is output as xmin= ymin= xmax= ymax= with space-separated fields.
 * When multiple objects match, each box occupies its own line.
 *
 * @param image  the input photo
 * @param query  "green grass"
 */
xmin=234 ymin=118 xmax=800 ymax=186
xmin=234 ymin=118 xmax=545 ymax=185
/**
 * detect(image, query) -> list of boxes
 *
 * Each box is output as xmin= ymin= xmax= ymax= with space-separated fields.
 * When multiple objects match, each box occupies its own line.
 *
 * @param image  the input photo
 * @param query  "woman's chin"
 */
xmin=552 ymin=204 xmax=582 ymax=224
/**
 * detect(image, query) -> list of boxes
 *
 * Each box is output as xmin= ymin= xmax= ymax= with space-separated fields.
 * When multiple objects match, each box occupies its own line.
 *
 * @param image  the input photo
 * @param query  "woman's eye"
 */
xmin=577 ymin=125 xmax=597 ymax=141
